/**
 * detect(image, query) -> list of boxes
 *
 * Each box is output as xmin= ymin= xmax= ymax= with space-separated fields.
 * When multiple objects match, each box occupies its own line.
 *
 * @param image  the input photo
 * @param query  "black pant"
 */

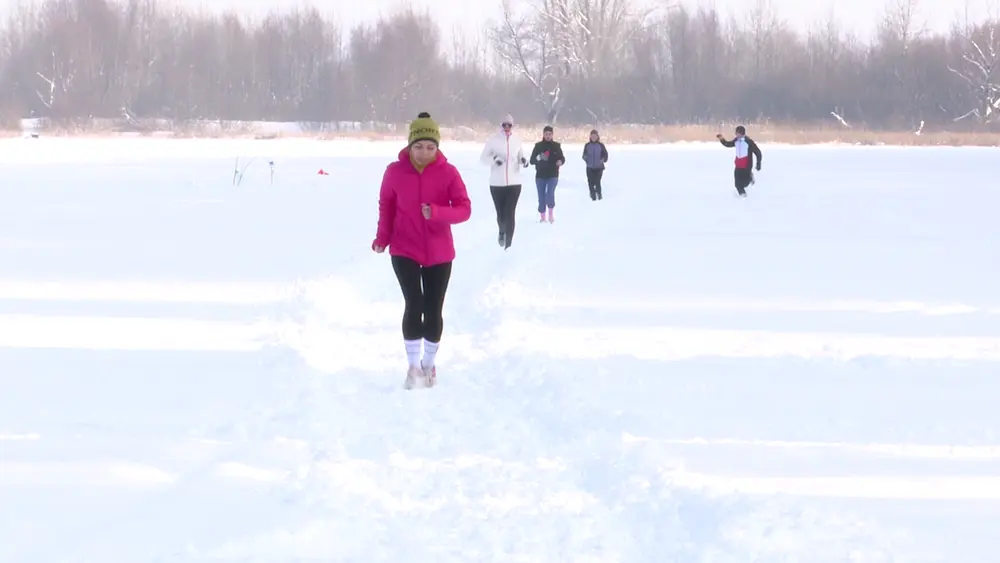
xmin=490 ymin=184 xmax=521 ymax=248
xmin=586 ymin=168 xmax=603 ymax=199
xmin=391 ymin=255 xmax=452 ymax=342
xmin=734 ymin=167 xmax=753 ymax=195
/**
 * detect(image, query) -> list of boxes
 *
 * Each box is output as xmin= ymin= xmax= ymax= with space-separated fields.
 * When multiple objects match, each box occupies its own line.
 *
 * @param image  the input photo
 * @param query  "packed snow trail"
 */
xmin=0 ymin=138 xmax=998 ymax=561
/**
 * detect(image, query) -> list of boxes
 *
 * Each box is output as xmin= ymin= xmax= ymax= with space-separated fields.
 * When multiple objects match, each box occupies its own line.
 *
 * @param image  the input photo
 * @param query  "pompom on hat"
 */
xmin=408 ymin=112 xmax=441 ymax=146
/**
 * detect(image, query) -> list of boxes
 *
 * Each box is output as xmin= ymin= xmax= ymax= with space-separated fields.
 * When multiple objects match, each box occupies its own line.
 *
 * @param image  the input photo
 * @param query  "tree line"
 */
xmin=1 ymin=0 xmax=998 ymax=130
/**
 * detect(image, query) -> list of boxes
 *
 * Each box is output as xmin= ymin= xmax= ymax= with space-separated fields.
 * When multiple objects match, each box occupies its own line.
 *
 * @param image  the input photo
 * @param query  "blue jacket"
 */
xmin=582 ymin=141 xmax=607 ymax=169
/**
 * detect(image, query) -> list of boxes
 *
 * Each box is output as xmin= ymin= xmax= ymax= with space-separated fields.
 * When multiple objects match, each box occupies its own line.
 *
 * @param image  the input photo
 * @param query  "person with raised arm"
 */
xmin=716 ymin=125 xmax=762 ymax=197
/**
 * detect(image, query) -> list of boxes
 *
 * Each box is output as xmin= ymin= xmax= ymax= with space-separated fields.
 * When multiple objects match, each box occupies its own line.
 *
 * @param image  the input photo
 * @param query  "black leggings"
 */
xmin=391 ymin=255 xmax=453 ymax=342
xmin=734 ymin=167 xmax=753 ymax=194
xmin=490 ymin=184 xmax=521 ymax=247
xmin=586 ymin=168 xmax=603 ymax=198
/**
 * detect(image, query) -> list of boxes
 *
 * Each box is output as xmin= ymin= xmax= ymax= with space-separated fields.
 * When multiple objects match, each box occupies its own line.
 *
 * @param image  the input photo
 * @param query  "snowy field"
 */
xmin=1 ymin=137 xmax=999 ymax=562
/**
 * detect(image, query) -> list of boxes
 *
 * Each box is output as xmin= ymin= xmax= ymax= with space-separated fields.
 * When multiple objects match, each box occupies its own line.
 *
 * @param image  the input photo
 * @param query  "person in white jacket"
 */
xmin=480 ymin=114 xmax=528 ymax=249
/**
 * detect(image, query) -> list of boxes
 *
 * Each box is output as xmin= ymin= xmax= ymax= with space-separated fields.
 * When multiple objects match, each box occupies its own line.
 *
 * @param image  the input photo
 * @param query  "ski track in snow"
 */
xmin=0 ymin=138 xmax=999 ymax=561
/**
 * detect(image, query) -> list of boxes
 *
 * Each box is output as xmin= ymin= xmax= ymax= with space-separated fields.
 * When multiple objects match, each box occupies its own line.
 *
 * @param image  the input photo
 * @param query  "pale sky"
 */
xmin=1 ymin=0 xmax=996 ymax=43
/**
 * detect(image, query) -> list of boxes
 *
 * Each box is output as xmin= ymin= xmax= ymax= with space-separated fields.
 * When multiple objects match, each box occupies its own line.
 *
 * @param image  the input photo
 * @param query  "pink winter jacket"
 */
xmin=372 ymin=147 xmax=472 ymax=266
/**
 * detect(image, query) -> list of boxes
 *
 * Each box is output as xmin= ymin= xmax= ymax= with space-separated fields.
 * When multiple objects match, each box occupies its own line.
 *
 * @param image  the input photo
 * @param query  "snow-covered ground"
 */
xmin=1 ymin=137 xmax=999 ymax=562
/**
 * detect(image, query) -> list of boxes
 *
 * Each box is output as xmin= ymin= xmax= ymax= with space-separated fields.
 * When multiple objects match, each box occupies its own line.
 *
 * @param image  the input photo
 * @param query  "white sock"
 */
xmin=422 ymin=339 xmax=439 ymax=368
xmin=404 ymin=339 xmax=421 ymax=367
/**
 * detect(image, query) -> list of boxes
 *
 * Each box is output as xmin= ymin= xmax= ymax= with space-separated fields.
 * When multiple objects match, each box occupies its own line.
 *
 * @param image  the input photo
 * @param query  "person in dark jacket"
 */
xmin=582 ymin=129 xmax=608 ymax=200
xmin=529 ymin=125 xmax=564 ymax=223
xmin=716 ymin=125 xmax=762 ymax=197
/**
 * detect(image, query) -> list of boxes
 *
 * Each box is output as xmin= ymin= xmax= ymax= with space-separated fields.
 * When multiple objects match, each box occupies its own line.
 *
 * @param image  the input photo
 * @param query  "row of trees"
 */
xmin=1 ymin=0 xmax=999 ymax=129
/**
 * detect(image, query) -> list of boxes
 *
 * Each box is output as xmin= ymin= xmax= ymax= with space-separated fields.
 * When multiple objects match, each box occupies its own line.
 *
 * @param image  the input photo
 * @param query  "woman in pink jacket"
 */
xmin=372 ymin=112 xmax=472 ymax=389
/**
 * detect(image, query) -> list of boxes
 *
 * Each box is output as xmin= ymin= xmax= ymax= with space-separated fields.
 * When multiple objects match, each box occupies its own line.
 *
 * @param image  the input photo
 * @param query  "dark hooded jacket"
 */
xmin=529 ymin=139 xmax=565 ymax=179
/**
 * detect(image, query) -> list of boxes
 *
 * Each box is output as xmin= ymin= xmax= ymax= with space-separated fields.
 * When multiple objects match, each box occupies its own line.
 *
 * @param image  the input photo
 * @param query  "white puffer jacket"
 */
xmin=480 ymin=131 xmax=527 ymax=187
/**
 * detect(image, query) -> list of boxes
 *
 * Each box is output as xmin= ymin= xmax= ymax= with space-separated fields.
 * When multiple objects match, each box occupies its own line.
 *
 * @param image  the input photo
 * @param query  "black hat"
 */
xmin=735 ymin=125 xmax=746 ymax=134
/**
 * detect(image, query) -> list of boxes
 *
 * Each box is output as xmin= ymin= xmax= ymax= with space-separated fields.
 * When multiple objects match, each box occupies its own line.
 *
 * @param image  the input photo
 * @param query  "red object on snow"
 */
xmin=317 ymin=168 xmax=329 ymax=175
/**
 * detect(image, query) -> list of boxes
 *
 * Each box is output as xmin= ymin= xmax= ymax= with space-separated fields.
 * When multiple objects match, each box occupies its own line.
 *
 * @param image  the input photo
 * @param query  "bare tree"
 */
xmin=745 ymin=0 xmax=784 ymax=78
xmin=949 ymin=0 xmax=1000 ymax=122
xmin=804 ymin=9 xmax=856 ymax=125
xmin=866 ymin=0 xmax=927 ymax=125
xmin=1 ymin=0 xmax=1000 ymax=130
xmin=489 ymin=0 xmax=565 ymax=122
xmin=878 ymin=0 xmax=925 ymax=53
xmin=348 ymin=7 xmax=442 ymax=122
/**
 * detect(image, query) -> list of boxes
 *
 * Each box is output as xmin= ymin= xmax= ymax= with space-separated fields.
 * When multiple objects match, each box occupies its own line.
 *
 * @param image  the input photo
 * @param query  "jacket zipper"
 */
xmin=505 ymin=137 xmax=510 ymax=185
xmin=418 ymin=167 xmax=428 ymax=264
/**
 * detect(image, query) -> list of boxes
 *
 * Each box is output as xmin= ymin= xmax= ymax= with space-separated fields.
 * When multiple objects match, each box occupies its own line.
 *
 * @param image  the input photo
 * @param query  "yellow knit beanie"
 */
xmin=408 ymin=112 xmax=441 ymax=146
